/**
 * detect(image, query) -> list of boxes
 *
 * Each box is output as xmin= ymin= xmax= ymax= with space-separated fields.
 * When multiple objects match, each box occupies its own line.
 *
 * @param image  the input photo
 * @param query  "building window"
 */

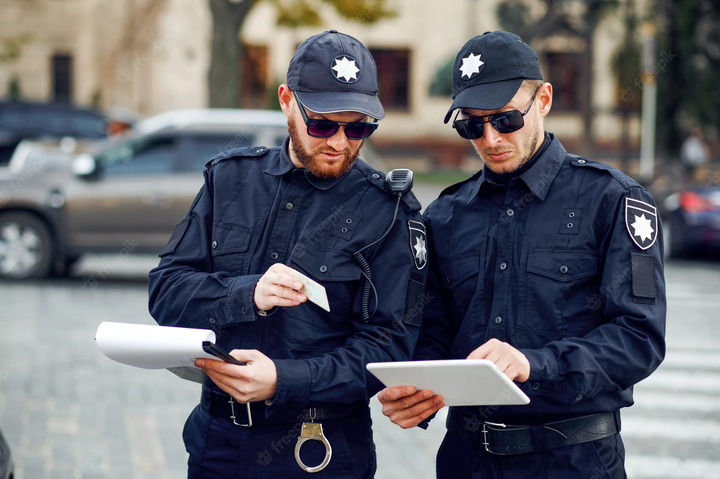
xmin=239 ymin=44 xmax=268 ymax=109
xmin=52 ymin=54 xmax=73 ymax=102
xmin=545 ymin=52 xmax=582 ymax=112
xmin=369 ymin=48 xmax=410 ymax=112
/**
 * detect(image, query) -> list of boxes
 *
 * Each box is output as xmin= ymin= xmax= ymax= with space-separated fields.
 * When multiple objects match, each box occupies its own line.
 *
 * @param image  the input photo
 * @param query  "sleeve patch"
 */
xmin=631 ymin=253 xmax=656 ymax=299
xmin=159 ymin=215 xmax=192 ymax=257
xmin=403 ymin=274 xmax=426 ymax=326
xmin=408 ymin=220 xmax=427 ymax=270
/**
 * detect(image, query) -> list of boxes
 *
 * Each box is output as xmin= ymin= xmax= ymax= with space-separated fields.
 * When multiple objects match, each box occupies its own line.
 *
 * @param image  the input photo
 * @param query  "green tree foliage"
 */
xmin=209 ymin=0 xmax=395 ymax=108
xmin=654 ymin=0 xmax=720 ymax=158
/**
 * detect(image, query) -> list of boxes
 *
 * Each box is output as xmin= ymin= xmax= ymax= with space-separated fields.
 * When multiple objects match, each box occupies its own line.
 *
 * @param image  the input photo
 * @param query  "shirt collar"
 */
xmin=263 ymin=135 xmax=350 ymax=190
xmin=467 ymin=133 xmax=566 ymax=204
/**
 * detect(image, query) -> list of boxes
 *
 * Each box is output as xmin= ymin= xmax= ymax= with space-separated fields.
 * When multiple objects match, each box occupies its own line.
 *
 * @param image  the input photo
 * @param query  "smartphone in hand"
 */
xmin=201 ymin=341 xmax=246 ymax=366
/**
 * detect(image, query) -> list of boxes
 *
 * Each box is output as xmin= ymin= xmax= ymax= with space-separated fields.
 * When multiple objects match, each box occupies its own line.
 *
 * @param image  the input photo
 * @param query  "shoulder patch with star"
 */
xmin=408 ymin=220 xmax=427 ymax=270
xmin=625 ymin=197 xmax=658 ymax=250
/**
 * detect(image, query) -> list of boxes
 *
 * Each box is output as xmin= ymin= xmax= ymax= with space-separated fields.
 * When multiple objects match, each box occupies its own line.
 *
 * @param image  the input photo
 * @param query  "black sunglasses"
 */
xmin=293 ymin=92 xmax=378 ymax=140
xmin=452 ymin=86 xmax=541 ymax=140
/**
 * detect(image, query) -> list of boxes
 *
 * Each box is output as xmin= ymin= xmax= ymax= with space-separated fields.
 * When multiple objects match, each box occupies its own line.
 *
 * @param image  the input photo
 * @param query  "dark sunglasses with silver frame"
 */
xmin=293 ymin=92 xmax=379 ymax=140
xmin=452 ymin=85 xmax=541 ymax=140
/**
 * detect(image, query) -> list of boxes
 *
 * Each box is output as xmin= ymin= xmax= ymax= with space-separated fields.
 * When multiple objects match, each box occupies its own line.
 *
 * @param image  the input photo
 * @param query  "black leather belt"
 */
xmin=447 ymin=409 xmax=619 ymax=455
xmin=201 ymin=387 xmax=367 ymax=427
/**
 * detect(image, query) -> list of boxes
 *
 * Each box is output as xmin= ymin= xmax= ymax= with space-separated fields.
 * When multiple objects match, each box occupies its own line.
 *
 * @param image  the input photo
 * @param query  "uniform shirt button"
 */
xmin=578 ymin=159 xmax=586 ymax=164
xmin=500 ymin=262 xmax=507 ymax=271
xmin=506 ymin=209 xmax=514 ymax=217
xmin=575 ymin=394 xmax=583 ymax=401
xmin=208 ymin=317 xmax=216 ymax=324
xmin=446 ymin=275 xmax=453 ymax=283
xmin=346 ymin=219 xmax=352 ymax=224
xmin=212 ymin=241 xmax=218 ymax=249
xmin=569 ymin=212 xmax=575 ymax=217
xmin=285 ymin=202 xmax=294 ymax=210
xmin=341 ymin=228 xmax=348 ymax=233
xmin=495 ymin=316 xmax=502 ymax=324
xmin=320 ymin=265 xmax=328 ymax=273
xmin=532 ymin=383 xmax=540 ymax=390
xmin=567 ymin=223 xmax=573 ymax=228
xmin=372 ymin=173 xmax=380 ymax=179
xmin=241 ymin=307 xmax=247 ymax=314
xmin=560 ymin=265 xmax=569 ymax=274
xmin=270 ymin=252 xmax=279 ymax=260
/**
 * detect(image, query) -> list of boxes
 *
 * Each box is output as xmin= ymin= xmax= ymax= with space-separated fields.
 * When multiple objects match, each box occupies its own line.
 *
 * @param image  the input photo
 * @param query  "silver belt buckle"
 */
xmin=481 ymin=421 xmax=506 ymax=454
xmin=228 ymin=396 xmax=252 ymax=427
xmin=294 ymin=408 xmax=332 ymax=473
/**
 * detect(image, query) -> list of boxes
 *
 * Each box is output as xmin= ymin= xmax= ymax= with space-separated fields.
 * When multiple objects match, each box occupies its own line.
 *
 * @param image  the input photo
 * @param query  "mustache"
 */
xmin=482 ymin=147 xmax=513 ymax=155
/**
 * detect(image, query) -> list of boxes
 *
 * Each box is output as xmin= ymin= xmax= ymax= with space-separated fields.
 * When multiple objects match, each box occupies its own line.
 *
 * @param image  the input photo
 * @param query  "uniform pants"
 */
xmin=183 ymin=402 xmax=376 ymax=479
xmin=436 ymin=429 xmax=627 ymax=479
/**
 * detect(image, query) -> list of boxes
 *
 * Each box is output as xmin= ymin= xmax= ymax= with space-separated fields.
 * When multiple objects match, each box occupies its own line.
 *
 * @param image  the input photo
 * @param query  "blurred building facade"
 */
xmin=0 ymin=0 xmax=647 ymax=168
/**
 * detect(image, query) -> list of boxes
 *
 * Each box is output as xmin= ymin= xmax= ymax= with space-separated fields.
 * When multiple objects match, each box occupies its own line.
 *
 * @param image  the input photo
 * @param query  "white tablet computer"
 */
xmin=367 ymin=359 xmax=530 ymax=407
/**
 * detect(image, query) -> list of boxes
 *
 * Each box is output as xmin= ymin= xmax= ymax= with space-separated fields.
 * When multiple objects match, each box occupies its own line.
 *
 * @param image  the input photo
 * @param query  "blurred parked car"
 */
xmin=0 ymin=427 xmax=13 ymax=479
xmin=0 ymin=109 xmax=289 ymax=279
xmin=0 ymin=100 xmax=108 ymax=167
xmin=663 ymin=186 xmax=720 ymax=258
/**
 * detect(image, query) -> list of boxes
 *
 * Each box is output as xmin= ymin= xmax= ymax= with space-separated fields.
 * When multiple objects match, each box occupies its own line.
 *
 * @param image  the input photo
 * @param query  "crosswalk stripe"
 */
xmin=622 ymin=416 xmax=720 ymax=443
xmin=626 ymin=455 xmax=720 ymax=479
xmin=660 ymin=350 xmax=720 ymax=370
xmin=632 ymin=390 xmax=720 ymax=413
xmin=637 ymin=370 xmax=720 ymax=394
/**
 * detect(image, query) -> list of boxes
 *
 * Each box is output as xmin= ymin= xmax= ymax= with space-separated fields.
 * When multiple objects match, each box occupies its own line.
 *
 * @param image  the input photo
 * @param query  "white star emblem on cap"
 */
xmin=459 ymin=53 xmax=485 ymax=78
xmin=332 ymin=56 xmax=360 ymax=82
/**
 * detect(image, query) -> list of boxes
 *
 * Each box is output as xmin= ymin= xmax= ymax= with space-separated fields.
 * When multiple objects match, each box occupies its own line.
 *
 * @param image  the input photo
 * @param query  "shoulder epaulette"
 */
xmin=567 ymin=154 xmax=640 ymax=190
xmin=205 ymin=145 xmax=270 ymax=169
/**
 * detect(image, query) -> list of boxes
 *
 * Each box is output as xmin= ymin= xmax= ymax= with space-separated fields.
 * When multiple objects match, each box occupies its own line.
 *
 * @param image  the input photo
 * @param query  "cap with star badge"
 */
xmin=443 ymin=31 xmax=543 ymax=123
xmin=287 ymin=30 xmax=385 ymax=120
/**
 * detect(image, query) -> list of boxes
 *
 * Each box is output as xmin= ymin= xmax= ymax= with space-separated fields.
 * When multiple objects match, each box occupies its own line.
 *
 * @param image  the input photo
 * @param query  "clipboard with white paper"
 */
xmin=366 ymin=359 xmax=531 ymax=407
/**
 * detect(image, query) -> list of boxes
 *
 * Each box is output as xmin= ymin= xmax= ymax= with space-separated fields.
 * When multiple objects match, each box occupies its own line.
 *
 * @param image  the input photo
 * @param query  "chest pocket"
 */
xmin=438 ymin=252 xmax=483 ymax=331
xmin=210 ymin=223 xmax=252 ymax=276
xmin=276 ymin=241 xmax=363 ymax=352
xmin=523 ymin=250 xmax=600 ymax=342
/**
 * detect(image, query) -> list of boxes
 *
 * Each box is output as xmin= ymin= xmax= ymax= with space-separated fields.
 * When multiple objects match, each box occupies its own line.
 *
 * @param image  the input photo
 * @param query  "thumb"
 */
xmin=229 ymin=349 xmax=261 ymax=364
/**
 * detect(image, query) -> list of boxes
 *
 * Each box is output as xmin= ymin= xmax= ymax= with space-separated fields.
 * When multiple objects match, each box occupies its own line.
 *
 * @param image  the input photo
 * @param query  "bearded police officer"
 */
xmin=149 ymin=30 xmax=428 ymax=478
xmin=378 ymin=31 xmax=666 ymax=478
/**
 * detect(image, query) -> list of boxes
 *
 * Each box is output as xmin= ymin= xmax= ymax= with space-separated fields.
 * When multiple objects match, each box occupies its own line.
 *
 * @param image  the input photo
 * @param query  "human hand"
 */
xmin=467 ymin=338 xmax=530 ymax=383
xmin=253 ymin=263 xmax=307 ymax=311
xmin=377 ymin=386 xmax=445 ymax=429
xmin=195 ymin=349 xmax=278 ymax=402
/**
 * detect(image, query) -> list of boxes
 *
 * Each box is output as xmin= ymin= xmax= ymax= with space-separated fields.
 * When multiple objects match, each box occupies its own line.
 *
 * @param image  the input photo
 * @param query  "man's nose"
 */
xmin=479 ymin=120 xmax=502 ymax=147
xmin=326 ymin=127 xmax=349 ymax=151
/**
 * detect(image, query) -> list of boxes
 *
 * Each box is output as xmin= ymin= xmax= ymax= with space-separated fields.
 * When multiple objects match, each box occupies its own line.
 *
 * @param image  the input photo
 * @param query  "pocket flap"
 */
xmin=210 ymin=223 xmax=252 ymax=256
xmin=438 ymin=253 xmax=480 ymax=290
xmin=527 ymin=250 xmax=598 ymax=282
xmin=290 ymin=241 xmax=362 ymax=281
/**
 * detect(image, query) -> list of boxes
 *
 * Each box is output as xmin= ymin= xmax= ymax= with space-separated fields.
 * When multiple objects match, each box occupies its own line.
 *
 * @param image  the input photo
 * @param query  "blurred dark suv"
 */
xmin=0 ymin=109 xmax=288 ymax=279
xmin=0 ymin=100 xmax=108 ymax=167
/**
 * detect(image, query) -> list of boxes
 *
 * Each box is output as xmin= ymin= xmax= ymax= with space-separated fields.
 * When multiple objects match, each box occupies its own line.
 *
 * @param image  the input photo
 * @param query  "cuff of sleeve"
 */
xmin=226 ymin=274 xmax=263 ymax=325
xmin=265 ymin=359 xmax=311 ymax=417
xmin=518 ymin=348 xmax=559 ymax=395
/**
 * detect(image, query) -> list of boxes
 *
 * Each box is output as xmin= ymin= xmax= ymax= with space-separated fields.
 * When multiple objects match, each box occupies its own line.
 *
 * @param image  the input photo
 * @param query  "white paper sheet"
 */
xmin=95 ymin=321 xmax=218 ymax=369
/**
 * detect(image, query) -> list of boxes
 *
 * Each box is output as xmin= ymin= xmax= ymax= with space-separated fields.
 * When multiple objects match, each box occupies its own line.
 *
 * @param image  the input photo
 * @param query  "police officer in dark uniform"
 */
xmin=378 ymin=31 xmax=666 ymax=478
xmin=148 ymin=30 xmax=428 ymax=478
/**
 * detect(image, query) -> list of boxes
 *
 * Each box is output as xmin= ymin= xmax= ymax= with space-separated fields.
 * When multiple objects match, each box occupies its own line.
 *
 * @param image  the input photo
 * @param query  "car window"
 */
xmin=100 ymin=136 xmax=177 ymax=176
xmin=187 ymin=134 xmax=255 ymax=171
xmin=0 ymin=107 xmax=106 ymax=138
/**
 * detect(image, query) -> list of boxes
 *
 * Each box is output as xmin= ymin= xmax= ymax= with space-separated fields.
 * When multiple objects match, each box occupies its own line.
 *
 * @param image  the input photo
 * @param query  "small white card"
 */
xmin=292 ymin=270 xmax=331 ymax=312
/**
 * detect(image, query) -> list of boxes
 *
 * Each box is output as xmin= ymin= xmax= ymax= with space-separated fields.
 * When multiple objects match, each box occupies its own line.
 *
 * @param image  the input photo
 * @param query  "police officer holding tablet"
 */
xmin=149 ymin=30 xmax=428 ymax=478
xmin=379 ymin=31 xmax=666 ymax=478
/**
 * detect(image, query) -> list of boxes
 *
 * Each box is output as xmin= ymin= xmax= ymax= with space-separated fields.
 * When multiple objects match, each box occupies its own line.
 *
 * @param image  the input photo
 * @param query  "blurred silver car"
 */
xmin=0 ymin=109 xmax=289 ymax=279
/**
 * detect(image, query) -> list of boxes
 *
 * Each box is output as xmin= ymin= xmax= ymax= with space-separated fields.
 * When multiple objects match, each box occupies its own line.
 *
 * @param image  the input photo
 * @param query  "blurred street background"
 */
xmin=2 ymin=0 xmax=720 ymax=478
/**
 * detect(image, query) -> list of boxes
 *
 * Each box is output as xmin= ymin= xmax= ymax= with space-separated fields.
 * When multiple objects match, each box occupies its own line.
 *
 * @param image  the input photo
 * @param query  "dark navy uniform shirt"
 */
xmin=148 ymin=137 xmax=428 ymax=417
xmin=418 ymin=133 xmax=666 ymax=422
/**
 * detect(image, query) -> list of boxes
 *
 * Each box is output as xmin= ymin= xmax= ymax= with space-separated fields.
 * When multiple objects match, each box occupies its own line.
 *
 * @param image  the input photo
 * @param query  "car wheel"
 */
xmin=0 ymin=212 xmax=53 ymax=279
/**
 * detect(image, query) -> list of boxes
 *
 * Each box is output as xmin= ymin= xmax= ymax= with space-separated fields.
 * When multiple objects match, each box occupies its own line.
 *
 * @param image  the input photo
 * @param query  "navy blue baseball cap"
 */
xmin=444 ymin=31 xmax=543 ymax=123
xmin=287 ymin=30 xmax=385 ymax=120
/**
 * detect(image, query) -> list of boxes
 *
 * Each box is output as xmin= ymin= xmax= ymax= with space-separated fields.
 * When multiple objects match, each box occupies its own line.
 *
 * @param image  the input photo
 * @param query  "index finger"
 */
xmin=378 ymin=386 xmax=417 ymax=403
